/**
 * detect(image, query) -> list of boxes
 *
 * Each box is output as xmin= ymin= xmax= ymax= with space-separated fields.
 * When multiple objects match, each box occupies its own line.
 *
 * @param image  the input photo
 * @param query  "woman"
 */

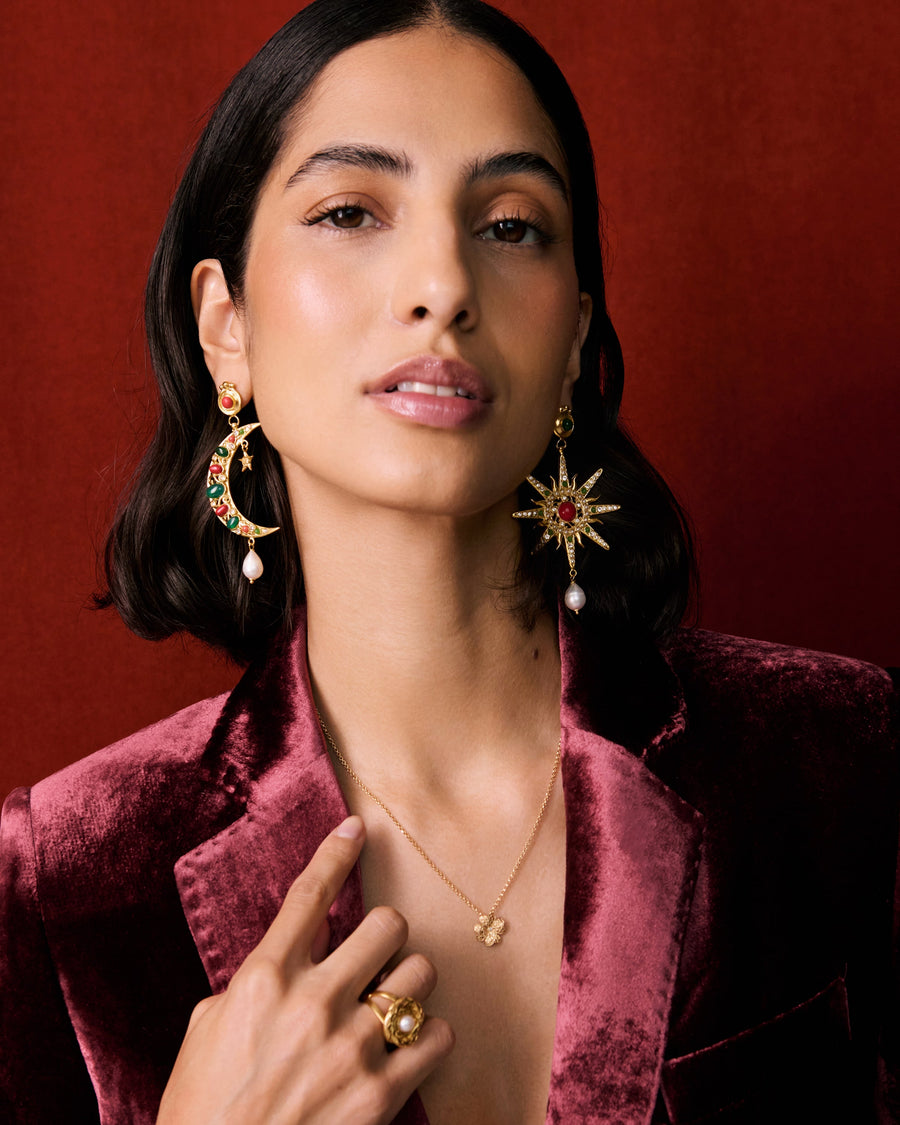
xmin=1 ymin=1 xmax=896 ymax=1122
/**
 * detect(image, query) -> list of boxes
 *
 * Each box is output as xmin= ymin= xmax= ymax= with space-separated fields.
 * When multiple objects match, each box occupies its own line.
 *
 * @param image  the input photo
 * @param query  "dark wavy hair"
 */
xmin=98 ymin=0 xmax=696 ymax=663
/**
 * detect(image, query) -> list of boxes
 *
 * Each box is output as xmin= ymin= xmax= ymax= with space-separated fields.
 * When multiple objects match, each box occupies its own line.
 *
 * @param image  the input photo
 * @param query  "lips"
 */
xmin=366 ymin=356 xmax=492 ymax=428
xmin=367 ymin=356 xmax=492 ymax=402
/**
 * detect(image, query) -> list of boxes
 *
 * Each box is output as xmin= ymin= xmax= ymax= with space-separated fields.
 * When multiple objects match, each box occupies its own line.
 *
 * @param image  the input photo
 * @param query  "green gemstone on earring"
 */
xmin=216 ymin=446 xmax=228 ymax=457
xmin=561 ymin=416 xmax=573 ymax=432
xmin=206 ymin=483 xmax=225 ymax=499
xmin=226 ymin=516 xmax=240 ymax=530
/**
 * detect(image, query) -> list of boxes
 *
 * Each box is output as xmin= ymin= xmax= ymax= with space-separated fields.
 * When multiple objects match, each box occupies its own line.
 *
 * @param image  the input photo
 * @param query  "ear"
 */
xmin=190 ymin=259 xmax=252 ymax=400
xmin=562 ymin=292 xmax=593 ymax=404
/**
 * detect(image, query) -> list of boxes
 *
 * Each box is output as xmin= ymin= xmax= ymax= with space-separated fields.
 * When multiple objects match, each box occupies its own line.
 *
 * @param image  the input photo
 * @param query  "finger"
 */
xmin=254 ymin=816 xmax=365 ymax=964
xmin=355 ymin=953 xmax=438 ymax=1054
xmin=310 ymin=916 xmax=331 ymax=964
xmin=380 ymin=1017 xmax=455 ymax=1106
xmin=185 ymin=994 xmax=217 ymax=1034
xmin=373 ymin=952 xmax=437 ymax=1005
xmin=321 ymin=904 xmax=410 ymax=997
xmin=335 ymin=1016 xmax=453 ymax=1125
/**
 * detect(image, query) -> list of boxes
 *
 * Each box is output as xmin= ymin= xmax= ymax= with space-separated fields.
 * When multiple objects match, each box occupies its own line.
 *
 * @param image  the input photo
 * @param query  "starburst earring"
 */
xmin=512 ymin=405 xmax=620 ymax=613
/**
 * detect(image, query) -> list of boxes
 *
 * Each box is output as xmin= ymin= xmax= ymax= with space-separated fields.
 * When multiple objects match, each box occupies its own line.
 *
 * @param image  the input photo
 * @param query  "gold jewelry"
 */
xmin=512 ymin=404 xmax=620 ymax=613
xmin=364 ymin=991 xmax=425 ymax=1046
xmin=318 ymin=713 xmax=561 ymax=948
xmin=206 ymin=382 xmax=279 ymax=583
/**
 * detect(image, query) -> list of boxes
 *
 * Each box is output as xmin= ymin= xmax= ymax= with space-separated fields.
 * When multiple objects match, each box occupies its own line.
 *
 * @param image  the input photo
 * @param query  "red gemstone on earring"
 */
xmin=209 ymin=464 xmax=223 ymax=475
xmin=214 ymin=503 xmax=229 ymax=517
xmin=558 ymin=501 xmax=577 ymax=522
xmin=220 ymin=396 xmax=234 ymax=410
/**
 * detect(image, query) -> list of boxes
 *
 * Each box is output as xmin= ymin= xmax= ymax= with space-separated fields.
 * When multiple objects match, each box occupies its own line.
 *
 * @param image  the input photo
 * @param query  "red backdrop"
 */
xmin=3 ymin=0 xmax=898 ymax=796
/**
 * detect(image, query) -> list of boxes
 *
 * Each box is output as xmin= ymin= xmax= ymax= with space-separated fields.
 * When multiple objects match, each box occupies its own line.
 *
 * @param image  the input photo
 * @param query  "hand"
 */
xmin=157 ymin=816 xmax=453 ymax=1124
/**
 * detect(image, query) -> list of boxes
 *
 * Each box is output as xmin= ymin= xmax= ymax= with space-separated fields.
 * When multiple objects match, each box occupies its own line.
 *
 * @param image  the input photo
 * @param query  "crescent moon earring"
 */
xmin=512 ymin=405 xmax=620 ymax=613
xmin=205 ymin=382 xmax=279 ymax=583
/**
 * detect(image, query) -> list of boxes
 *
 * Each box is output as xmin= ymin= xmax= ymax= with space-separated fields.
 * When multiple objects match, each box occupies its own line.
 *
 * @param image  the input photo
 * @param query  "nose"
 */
xmin=389 ymin=222 xmax=480 ymax=332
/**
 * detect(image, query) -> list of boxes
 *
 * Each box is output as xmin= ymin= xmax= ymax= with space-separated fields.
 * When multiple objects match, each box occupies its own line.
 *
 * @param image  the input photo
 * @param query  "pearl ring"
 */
xmin=364 ymin=991 xmax=425 ymax=1046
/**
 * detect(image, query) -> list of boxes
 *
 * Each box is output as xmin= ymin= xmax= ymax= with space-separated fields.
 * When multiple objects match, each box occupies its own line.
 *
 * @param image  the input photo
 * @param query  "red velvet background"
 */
xmin=2 ymin=0 xmax=898 ymax=796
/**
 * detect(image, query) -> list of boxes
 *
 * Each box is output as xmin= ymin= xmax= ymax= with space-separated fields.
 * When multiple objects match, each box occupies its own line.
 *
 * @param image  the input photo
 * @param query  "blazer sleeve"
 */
xmin=877 ymin=668 xmax=900 ymax=1123
xmin=0 ymin=787 xmax=99 ymax=1124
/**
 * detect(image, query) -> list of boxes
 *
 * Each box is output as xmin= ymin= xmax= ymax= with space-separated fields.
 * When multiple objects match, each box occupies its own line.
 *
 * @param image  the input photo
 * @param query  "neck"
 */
xmin=297 ymin=490 xmax=561 ymax=787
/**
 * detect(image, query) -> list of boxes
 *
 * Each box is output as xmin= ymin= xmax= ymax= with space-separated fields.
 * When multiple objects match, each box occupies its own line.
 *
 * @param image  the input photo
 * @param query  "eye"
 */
xmin=305 ymin=202 xmax=377 ymax=230
xmin=479 ymin=214 xmax=549 ymax=245
xmin=326 ymin=205 xmax=368 ymax=229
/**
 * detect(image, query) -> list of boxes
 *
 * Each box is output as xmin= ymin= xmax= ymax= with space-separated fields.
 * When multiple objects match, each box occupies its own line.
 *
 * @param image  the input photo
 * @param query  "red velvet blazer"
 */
xmin=1 ymin=611 xmax=897 ymax=1124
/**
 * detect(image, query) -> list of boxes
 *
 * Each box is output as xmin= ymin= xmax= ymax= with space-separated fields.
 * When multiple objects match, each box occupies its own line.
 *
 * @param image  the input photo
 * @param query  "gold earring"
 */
xmin=205 ymin=382 xmax=279 ymax=583
xmin=512 ymin=405 xmax=620 ymax=613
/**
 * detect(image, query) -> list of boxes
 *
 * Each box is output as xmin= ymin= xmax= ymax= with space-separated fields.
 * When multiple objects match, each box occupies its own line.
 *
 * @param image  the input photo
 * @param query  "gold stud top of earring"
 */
xmin=217 ymin=382 xmax=242 ymax=417
xmin=553 ymin=406 xmax=575 ymax=440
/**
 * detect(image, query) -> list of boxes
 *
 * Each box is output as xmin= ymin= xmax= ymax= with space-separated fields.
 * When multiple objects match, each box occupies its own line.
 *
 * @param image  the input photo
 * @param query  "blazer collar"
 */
xmin=175 ymin=609 xmax=362 ymax=994
xmin=176 ymin=608 xmax=701 ymax=1125
xmin=559 ymin=608 xmax=688 ymax=763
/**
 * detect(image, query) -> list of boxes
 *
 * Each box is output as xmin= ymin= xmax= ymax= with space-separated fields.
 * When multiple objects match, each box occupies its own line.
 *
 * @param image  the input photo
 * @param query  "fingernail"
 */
xmin=334 ymin=815 xmax=364 ymax=840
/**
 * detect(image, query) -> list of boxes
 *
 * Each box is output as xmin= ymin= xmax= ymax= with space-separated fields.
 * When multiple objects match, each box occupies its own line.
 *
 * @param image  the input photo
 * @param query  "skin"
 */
xmin=173 ymin=25 xmax=592 ymax=1125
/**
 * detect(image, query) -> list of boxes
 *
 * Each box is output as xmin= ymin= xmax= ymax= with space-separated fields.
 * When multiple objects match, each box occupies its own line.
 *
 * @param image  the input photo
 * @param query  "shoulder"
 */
xmin=0 ymin=693 xmax=244 ymax=1116
xmin=664 ymin=627 xmax=894 ymax=731
xmin=31 ymin=688 xmax=230 ymax=812
xmin=655 ymin=629 xmax=897 ymax=828
xmin=6 ymin=689 xmax=240 ymax=898
xmin=7 ymin=622 xmax=315 ymax=890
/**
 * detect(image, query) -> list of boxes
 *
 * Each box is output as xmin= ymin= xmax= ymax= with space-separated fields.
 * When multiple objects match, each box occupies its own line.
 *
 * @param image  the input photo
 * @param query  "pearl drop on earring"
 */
xmin=242 ymin=547 xmax=264 ymax=583
xmin=564 ymin=582 xmax=586 ymax=612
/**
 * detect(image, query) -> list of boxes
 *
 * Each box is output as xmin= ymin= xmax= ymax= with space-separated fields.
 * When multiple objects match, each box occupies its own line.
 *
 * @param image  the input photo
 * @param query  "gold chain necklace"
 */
xmin=316 ymin=712 xmax=561 ymax=948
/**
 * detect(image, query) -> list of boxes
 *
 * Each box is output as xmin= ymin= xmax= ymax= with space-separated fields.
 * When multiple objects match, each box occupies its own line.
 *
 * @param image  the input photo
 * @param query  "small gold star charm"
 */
xmin=512 ymin=448 xmax=620 ymax=573
xmin=240 ymin=452 xmax=254 ymax=472
xmin=474 ymin=913 xmax=507 ymax=947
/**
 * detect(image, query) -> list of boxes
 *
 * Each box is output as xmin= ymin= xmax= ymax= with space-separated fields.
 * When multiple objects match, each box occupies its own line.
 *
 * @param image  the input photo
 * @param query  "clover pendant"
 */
xmin=474 ymin=913 xmax=507 ymax=947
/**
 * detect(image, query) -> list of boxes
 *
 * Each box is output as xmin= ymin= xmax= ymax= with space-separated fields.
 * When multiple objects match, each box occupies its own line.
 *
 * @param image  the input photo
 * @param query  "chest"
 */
xmin=357 ymin=801 xmax=567 ymax=1125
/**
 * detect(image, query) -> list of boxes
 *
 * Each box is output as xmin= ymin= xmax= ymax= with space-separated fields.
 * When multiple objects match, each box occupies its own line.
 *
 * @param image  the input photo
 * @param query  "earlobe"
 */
xmin=562 ymin=292 xmax=593 ymax=400
xmin=190 ymin=259 xmax=252 ymax=400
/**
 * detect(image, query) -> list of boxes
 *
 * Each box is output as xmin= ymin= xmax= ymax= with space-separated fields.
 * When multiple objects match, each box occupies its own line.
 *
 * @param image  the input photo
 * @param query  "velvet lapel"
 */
xmin=547 ymin=615 xmax=703 ymax=1124
xmin=174 ymin=611 xmax=362 ymax=993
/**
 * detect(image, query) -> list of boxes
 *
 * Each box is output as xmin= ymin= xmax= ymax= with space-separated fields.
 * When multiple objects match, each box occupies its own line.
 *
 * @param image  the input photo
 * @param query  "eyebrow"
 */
xmin=285 ymin=144 xmax=412 ymax=187
xmin=284 ymin=143 xmax=569 ymax=203
xmin=465 ymin=151 xmax=568 ymax=203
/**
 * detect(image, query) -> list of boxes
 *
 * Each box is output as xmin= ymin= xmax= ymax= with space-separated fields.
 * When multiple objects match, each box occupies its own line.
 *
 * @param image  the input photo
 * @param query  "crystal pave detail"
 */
xmin=512 ymin=439 xmax=620 ymax=614
xmin=512 ymin=447 xmax=620 ymax=574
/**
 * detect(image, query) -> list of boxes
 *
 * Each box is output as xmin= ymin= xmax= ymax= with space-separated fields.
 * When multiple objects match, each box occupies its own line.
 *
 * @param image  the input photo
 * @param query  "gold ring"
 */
xmin=364 ymin=991 xmax=425 ymax=1046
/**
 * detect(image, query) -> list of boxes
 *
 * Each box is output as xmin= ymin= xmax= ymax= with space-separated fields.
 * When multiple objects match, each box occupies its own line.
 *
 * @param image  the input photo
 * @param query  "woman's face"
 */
xmin=199 ymin=26 xmax=590 ymax=520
